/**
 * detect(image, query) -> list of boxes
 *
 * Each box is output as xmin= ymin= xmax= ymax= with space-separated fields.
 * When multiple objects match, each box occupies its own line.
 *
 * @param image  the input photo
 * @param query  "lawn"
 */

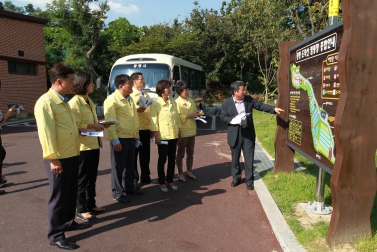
xmin=253 ymin=110 xmax=377 ymax=252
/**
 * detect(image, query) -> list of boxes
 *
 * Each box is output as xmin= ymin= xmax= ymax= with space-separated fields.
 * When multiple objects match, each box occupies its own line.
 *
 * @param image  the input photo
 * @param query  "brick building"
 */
xmin=0 ymin=10 xmax=48 ymax=115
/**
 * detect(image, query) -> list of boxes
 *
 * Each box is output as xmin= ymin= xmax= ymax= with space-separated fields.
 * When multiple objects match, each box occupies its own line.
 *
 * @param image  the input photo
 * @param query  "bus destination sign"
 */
xmin=286 ymin=22 xmax=343 ymax=173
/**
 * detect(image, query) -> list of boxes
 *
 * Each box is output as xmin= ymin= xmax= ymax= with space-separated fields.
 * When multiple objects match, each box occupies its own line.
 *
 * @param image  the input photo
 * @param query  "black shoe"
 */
xmin=140 ymin=177 xmax=152 ymax=184
xmin=66 ymin=222 xmax=92 ymax=231
xmin=90 ymin=207 xmax=106 ymax=214
xmin=0 ymin=190 xmax=5 ymax=195
xmin=125 ymin=188 xmax=144 ymax=195
xmin=231 ymin=181 xmax=240 ymax=187
xmin=50 ymin=240 xmax=80 ymax=250
xmin=76 ymin=212 xmax=96 ymax=221
xmin=113 ymin=195 xmax=131 ymax=203
xmin=247 ymin=183 xmax=254 ymax=190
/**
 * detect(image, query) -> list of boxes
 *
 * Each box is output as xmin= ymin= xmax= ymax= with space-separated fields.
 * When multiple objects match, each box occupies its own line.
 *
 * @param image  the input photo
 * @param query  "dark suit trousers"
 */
xmin=157 ymin=139 xmax=177 ymax=185
xmin=230 ymin=127 xmax=255 ymax=185
xmin=77 ymin=148 xmax=100 ymax=213
xmin=134 ymin=130 xmax=151 ymax=182
xmin=0 ymin=135 xmax=6 ymax=176
xmin=44 ymin=156 xmax=80 ymax=243
xmin=110 ymin=138 xmax=135 ymax=198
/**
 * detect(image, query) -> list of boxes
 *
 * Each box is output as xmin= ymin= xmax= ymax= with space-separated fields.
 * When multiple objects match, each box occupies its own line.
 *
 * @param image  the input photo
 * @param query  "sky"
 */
xmin=9 ymin=0 xmax=226 ymax=27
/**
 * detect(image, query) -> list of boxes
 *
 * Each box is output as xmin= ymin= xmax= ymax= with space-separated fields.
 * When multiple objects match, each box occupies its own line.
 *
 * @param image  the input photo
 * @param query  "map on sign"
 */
xmin=286 ymin=21 xmax=343 ymax=173
xmin=290 ymin=64 xmax=335 ymax=164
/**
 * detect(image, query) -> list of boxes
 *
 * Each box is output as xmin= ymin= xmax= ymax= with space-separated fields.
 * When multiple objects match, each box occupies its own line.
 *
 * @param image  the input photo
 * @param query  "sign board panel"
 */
xmin=286 ymin=21 xmax=343 ymax=174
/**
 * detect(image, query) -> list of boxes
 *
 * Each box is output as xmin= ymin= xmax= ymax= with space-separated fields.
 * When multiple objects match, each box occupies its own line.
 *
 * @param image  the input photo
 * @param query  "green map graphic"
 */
xmin=290 ymin=64 xmax=335 ymax=164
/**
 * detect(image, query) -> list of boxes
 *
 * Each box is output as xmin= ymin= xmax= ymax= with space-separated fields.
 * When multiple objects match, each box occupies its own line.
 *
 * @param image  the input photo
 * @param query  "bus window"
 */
xmin=173 ymin=65 xmax=180 ymax=83
xmin=181 ymin=66 xmax=189 ymax=83
xmin=190 ymin=69 xmax=198 ymax=89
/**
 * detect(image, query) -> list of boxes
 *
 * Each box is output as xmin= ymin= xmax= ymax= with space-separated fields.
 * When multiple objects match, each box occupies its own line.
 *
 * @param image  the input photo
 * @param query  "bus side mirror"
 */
xmin=96 ymin=78 xmax=102 ymax=89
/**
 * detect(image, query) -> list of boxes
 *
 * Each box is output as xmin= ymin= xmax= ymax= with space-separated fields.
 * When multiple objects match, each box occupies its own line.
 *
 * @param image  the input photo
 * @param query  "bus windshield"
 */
xmin=108 ymin=63 xmax=170 ymax=92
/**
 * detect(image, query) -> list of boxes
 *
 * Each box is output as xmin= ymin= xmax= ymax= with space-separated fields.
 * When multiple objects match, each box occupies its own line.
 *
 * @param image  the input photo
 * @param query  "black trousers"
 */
xmin=0 ymin=135 xmax=6 ymax=176
xmin=110 ymin=138 xmax=135 ymax=198
xmin=230 ymin=127 xmax=255 ymax=185
xmin=134 ymin=130 xmax=151 ymax=182
xmin=44 ymin=156 xmax=80 ymax=243
xmin=157 ymin=139 xmax=177 ymax=185
xmin=77 ymin=148 xmax=100 ymax=213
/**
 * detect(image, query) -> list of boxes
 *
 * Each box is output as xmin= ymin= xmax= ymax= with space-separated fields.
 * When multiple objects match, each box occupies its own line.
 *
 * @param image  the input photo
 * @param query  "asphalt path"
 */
xmin=0 ymin=119 xmax=282 ymax=252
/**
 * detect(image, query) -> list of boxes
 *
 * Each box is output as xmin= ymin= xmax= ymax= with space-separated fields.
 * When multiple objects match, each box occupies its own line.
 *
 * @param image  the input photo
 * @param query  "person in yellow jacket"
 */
xmin=174 ymin=80 xmax=200 ymax=182
xmin=150 ymin=80 xmax=181 ymax=192
xmin=130 ymin=72 xmax=152 ymax=184
xmin=69 ymin=72 xmax=107 ymax=221
xmin=34 ymin=63 xmax=90 ymax=250
xmin=104 ymin=74 xmax=142 ymax=203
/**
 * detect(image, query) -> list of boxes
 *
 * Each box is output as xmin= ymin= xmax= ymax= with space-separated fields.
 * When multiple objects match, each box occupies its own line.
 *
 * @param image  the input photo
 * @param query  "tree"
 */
xmin=183 ymin=1 xmax=234 ymax=86
xmin=45 ymin=0 xmax=109 ymax=80
xmin=104 ymin=18 xmax=140 ymax=53
xmin=282 ymin=0 xmax=335 ymax=40
xmin=3 ymin=0 xmax=24 ymax=13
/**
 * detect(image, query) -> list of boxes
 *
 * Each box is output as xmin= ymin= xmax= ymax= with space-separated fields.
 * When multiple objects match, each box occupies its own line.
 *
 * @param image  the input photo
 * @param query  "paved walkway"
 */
xmin=0 ymin=118 xmax=305 ymax=252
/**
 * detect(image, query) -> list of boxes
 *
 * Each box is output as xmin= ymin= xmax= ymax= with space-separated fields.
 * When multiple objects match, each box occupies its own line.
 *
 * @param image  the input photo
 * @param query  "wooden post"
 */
xmin=327 ymin=0 xmax=377 ymax=246
xmin=274 ymin=41 xmax=298 ymax=173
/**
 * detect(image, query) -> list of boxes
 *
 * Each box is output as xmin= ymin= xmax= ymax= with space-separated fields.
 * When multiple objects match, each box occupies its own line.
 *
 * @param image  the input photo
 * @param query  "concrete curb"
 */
xmin=254 ymin=172 xmax=306 ymax=252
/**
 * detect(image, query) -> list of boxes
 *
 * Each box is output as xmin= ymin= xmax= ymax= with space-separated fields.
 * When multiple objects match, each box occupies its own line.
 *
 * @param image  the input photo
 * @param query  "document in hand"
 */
xmin=230 ymin=116 xmax=241 ymax=125
xmin=81 ymin=131 xmax=104 ymax=137
xmin=194 ymin=116 xmax=207 ymax=123
xmin=230 ymin=113 xmax=250 ymax=125
xmin=137 ymin=96 xmax=157 ymax=108
xmin=99 ymin=120 xmax=118 ymax=125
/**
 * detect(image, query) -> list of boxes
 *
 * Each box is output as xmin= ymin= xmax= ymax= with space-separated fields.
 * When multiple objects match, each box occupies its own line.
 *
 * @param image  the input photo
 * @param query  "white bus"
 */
xmin=107 ymin=53 xmax=206 ymax=105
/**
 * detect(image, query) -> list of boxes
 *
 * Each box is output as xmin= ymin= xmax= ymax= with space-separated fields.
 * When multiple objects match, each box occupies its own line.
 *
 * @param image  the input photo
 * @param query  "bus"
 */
xmin=107 ymin=53 xmax=206 ymax=105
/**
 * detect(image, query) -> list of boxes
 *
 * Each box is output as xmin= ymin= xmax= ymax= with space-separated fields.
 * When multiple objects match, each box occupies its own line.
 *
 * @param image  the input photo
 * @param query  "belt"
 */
xmin=241 ymin=124 xmax=248 ymax=128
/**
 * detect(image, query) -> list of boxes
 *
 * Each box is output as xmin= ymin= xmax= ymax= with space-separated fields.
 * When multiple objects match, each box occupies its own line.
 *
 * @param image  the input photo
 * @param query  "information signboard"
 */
xmin=286 ymin=21 xmax=343 ymax=174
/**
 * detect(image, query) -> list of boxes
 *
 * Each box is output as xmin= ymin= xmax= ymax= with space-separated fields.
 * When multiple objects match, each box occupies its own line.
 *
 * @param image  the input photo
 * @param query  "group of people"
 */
xmin=31 ymin=62 xmax=283 ymax=250
xmin=33 ymin=64 xmax=201 ymax=250
xmin=104 ymin=73 xmax=200 ymax=202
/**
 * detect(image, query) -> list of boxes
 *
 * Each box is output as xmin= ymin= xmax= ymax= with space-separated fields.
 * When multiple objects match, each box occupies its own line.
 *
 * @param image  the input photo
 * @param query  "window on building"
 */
xmin=8 ymin=61 xmax=36 ymax=75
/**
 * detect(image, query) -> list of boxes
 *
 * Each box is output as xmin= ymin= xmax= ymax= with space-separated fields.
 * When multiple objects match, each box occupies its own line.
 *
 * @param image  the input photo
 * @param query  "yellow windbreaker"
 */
xmin=175 ymin=96 xmax=197 ymax=137
xmin=34 ymin=89 xmax=80 ymax=159
xmin=130 ymin=88 xmax=150 ymax=130
xmin=150 ymin=97 xmax=180 ymax=140
xmin=104 ymin=89 xmax=139 ymax=140
xmin=68 ymin=95 xmax=102 ymax=151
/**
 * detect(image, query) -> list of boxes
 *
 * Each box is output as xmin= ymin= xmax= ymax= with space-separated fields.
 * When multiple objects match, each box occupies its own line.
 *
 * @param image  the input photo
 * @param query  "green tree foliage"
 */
xmin=228 ymin=0 xmax=294 ymax=98
xmin=104 ymin=18 xmax=140 ymax=53
xmin=282 ymin=0 xmax=336 ymax=40
xmin=45 ymin=0 xmax=109 ymax=79
xmin=2 ymin=0 xmax=24 ymax=13
xmin=183 ymin=1 xmax=234 ymax=86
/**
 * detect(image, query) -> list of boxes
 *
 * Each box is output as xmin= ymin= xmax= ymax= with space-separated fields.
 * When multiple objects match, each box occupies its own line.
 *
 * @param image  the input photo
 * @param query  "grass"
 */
xmin=253 ymin=110 xmax=377 ymax=251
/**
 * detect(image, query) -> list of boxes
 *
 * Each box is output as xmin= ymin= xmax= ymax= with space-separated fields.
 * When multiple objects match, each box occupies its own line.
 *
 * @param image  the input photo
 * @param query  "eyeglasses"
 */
xmin=137 ymin=78 xmax=145 ymax=81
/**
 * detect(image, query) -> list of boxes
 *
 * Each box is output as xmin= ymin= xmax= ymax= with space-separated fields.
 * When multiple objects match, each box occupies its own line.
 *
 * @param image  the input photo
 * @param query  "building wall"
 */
xmin=0 ymin=16 xmax=47 ymax=114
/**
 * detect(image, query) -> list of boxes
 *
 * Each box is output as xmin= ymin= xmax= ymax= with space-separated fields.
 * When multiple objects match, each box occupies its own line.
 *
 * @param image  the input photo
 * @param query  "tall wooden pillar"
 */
xmin=274 ymin=41 xmax=298 ymax=173
xmin=327 ymin=0 xmax=377 ymax=246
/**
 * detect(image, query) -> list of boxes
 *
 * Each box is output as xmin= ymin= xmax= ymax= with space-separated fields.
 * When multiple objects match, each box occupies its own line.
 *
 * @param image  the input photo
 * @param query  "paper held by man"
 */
xmin=230 ymin=113 xmax=250 ymax=125
xmin=137 ymin=96 xmax=157 ymax=108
